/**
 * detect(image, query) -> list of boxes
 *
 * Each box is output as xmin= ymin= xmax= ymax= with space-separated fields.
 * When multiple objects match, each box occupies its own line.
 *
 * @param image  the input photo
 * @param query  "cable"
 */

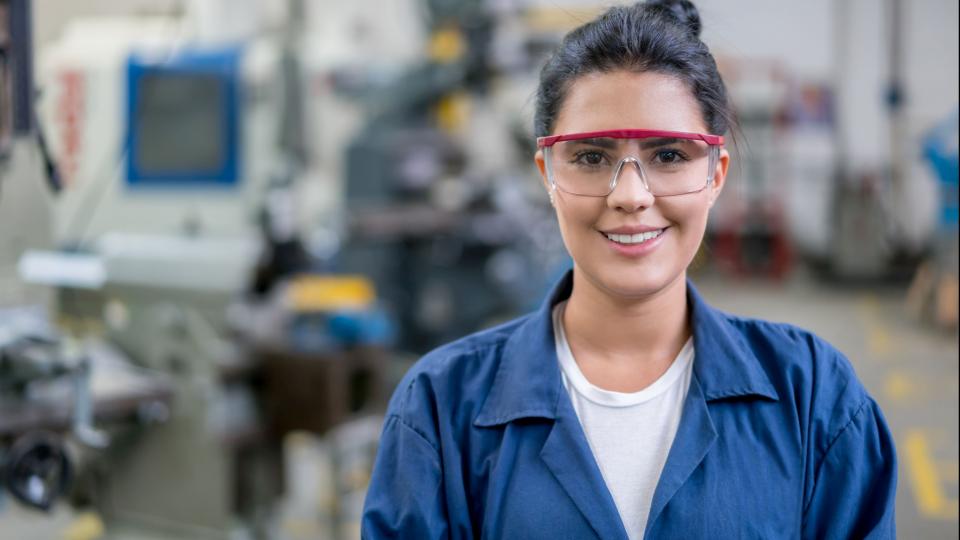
xmin=34 ymin=111 xmax=63 ymax=193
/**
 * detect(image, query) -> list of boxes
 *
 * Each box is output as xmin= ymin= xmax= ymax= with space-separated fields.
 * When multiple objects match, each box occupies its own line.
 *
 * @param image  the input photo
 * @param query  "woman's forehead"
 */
xmin=553 ymin=70 xmax=707 ymax=135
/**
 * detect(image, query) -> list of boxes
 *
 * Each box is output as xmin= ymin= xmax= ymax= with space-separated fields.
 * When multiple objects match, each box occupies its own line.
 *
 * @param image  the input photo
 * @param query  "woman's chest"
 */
xmin=463 ymin=414 xmax=803 ymax=540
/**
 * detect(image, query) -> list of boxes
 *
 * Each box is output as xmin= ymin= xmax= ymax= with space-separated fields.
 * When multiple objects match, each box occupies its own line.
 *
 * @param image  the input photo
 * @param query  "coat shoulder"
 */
xmin=384 ymin=315 xmax=530 ymax=434
xmin=722 ymin=312 xmax=872 ymax=437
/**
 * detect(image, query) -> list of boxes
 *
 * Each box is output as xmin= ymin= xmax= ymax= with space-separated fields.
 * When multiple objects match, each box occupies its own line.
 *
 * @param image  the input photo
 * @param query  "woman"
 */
xmin=362 ymin=1 xmax=897 ymax=538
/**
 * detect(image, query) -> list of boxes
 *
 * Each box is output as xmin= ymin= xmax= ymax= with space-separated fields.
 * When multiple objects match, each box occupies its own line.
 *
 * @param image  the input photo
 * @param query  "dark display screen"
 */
xmin=134 ymin=72 xmax=226 ymax=175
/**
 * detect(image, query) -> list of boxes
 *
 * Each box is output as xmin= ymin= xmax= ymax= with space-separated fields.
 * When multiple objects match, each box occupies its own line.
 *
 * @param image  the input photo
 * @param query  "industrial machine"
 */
xmin=1 ymin=0 xmax=174 ymax=530
xmin=2 ymin=1 xmax=384 ymax=538
xmin=336 ymin=0 xmax=564 ymax=353
xmin=36 ymin=18 xmax=285 ymax=244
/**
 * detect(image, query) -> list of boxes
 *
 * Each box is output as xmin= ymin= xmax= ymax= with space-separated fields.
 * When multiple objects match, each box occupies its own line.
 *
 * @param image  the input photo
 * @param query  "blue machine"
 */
xmin=922 ymin=108 xmax=959 ymax=230
xmin=125 ymin=46 xmax=242 ymax=188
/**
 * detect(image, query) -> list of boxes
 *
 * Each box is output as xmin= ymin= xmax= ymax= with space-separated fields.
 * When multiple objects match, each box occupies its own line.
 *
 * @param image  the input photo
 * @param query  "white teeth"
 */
xmin=605 ymin=229 xmax=663 ymax=244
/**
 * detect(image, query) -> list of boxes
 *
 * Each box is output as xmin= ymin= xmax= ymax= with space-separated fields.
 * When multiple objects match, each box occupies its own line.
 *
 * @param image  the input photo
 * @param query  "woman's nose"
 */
xmin=607 ymin=160 xmax=655 ymax=212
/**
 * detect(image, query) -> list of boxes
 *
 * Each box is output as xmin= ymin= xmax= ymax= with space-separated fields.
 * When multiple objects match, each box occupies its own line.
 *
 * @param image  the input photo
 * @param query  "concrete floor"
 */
xmin=2 ymin=274 xmax=957 ymax=539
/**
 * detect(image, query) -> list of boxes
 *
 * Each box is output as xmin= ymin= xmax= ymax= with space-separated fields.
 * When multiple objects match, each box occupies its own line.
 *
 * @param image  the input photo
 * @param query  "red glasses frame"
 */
xmin=537 ymin=129 xmax=724 ymax=148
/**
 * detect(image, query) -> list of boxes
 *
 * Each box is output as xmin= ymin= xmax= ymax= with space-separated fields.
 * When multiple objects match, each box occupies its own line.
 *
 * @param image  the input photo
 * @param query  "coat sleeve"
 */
xmin=802 ymin=397 xmax=898 ymax=539
xmin=362 ymin=415 xmax=449 ymax=540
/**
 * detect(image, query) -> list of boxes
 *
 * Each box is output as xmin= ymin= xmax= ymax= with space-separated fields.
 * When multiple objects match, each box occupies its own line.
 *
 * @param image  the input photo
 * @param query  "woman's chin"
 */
xmin=581 ymin=268 xmax=684 ymax=302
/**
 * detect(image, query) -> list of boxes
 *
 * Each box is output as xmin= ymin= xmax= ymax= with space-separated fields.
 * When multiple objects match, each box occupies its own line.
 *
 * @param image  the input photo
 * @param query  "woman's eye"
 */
xmin=655 ymin=150 xmax=683 ymax=164
xmin=575 ymin=151 xmax=605 ymax=166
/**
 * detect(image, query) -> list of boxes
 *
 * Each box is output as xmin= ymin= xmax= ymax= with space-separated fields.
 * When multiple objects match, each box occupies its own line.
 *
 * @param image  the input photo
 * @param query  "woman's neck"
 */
xmin=562 ymin=268 xmax=691 ymax=392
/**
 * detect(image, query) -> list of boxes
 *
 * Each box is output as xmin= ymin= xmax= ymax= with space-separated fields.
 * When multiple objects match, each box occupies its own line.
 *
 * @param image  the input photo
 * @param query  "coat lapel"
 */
xmin=540 ymin=394 xmax=629 ymax=540
xmin=644 ymin=376 xmax=717 ymax=535
xmin=474 ymin=270 xmax=625 ymax=538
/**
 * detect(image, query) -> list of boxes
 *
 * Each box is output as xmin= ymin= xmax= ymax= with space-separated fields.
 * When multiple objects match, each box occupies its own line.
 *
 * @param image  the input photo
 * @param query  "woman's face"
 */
xmin=535 ymin=70 xmax=729 ymax=301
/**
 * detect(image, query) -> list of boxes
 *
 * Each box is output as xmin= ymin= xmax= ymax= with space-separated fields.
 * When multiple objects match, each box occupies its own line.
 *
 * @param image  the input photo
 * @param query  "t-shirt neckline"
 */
xmin=553 ymin=300 xmax=694 ymax=407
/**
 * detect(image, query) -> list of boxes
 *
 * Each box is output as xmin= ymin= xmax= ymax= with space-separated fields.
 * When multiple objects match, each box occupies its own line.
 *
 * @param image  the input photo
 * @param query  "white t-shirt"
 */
xmin=553 ymin=301 xmax=694 ymax=540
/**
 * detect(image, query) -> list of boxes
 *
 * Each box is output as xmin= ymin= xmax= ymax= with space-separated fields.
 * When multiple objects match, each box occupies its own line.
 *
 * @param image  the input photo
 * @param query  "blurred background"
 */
xmin=0 ymin=0 xmax=956 ymax=538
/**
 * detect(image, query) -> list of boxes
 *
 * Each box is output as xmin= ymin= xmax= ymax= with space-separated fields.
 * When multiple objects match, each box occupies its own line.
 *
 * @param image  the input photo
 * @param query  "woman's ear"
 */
xmin=535 ymin=149 xmax=549 ymax=189
xmin=535 ymin=150 xmax=556 ymax=206
xmin=708 ymin=148 xmax=730 ymax=207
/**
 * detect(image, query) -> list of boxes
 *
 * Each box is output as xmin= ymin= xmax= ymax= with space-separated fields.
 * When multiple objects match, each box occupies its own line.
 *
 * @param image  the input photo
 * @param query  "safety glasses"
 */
xmin=537 ymin=129 xmax=724 ymax=197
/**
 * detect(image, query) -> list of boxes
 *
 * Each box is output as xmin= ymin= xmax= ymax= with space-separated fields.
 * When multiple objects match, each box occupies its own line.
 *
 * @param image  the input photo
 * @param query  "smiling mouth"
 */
xmin=600 ymin=228 xmax=666 ymax=245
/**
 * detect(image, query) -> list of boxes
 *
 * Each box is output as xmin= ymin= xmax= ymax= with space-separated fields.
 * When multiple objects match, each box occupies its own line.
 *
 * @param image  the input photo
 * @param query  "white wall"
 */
xmin=32 ymin=0 xmax=184 ymax=50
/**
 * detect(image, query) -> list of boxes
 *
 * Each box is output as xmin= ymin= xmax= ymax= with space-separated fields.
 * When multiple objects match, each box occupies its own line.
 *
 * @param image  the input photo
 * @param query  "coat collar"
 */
xmin=474 ymin=270 xmax=778 ymax=427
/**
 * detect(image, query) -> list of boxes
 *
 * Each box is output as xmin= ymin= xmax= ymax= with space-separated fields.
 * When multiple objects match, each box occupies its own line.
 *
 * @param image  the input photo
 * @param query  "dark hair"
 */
xmin=534 ymin=0 xmax=735 ymax=138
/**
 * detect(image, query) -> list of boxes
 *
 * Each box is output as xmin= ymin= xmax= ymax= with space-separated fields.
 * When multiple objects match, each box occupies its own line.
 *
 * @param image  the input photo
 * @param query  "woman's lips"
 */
xmin=599 ymin=227 xmax=667 ymax=256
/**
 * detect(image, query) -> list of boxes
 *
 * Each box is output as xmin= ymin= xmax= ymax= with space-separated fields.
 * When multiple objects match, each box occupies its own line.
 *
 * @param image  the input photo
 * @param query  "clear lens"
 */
xmin=545 ymin=137 xmax=716 ymax=197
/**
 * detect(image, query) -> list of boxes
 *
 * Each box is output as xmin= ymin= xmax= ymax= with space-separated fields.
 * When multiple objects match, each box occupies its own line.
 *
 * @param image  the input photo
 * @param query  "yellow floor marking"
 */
xmin=904 ymin=430 xmax=960 ymax=521
xmin=883 ymin=372 xmax=914 ymax=402
xmin=62 ymin=512 xmax=104 ymax=540
xmin=867 ymin=327 xmax=893 ymax=356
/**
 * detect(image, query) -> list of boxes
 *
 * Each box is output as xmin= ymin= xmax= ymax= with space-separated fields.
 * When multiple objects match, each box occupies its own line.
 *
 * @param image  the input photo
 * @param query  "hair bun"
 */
xmin=644 ymin=0 xmax=702 ymax=38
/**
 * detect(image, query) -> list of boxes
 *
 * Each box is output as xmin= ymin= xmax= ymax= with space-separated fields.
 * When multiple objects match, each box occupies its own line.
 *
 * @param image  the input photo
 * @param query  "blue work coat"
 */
xmin=362 ymin=272 xmax=897 ymax=539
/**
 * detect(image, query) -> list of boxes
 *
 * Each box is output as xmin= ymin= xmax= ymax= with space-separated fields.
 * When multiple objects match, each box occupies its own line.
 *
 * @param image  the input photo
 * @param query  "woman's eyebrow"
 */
xmin=569 ymin=137 xmax=618 ymax=149
xmin=567 ymin=136 xmax=691 ymax=150
xmin=638 ymin=137 xmax=682 ymax=149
